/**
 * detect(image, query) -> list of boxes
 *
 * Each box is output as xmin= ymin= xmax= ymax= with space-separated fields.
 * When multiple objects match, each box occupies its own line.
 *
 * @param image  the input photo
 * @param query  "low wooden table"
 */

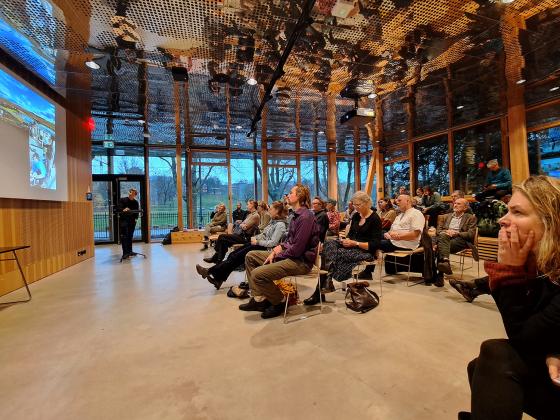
xmin=0 ymin=245 xmax=32 ymax=304
xmin=171 ymin=230 xmax=205 ymax=244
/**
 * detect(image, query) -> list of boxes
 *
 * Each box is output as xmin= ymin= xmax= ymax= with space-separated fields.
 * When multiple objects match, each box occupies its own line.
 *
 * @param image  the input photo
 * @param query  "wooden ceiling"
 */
xmin=1 ymin=0 xmax=559 ymax=150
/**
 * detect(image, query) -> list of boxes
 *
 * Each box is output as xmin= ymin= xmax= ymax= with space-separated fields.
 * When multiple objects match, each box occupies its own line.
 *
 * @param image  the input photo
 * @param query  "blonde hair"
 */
xmin=514 ymin=176 xmax=560 ymax=282
xmin=351 ymin=190 xmax=372 ymax=208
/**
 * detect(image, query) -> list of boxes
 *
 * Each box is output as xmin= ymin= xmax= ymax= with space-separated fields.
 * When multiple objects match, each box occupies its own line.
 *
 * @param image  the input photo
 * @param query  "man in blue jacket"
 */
xmin=475 ymin=159 xmax=512 ymax=202
xmin=240 ymin=184 xmax=320 ymax=319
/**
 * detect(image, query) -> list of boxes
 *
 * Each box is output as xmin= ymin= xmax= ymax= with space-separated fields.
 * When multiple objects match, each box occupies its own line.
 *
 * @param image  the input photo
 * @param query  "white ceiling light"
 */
xmin=456 ymin=105 xmax=464 ymax=110
xmin=368 ymin=93 xmax=377 ymax=99
xmin=501 ymin=0 xmax=515 ymax=3
xmin=516 ymin=79 xmax=526 ymax=85
xmin=236 ymin=125 xmax=243 ymax=129
xmin=318 ymin=130 xmax=324 ymax=135
xmin=85 ymin=60 xmax=100 ymax=70
xmin=247 ymin=78 xmax=258 ymax=85
xmin=138 ymin=119 xmax=145 ymax=124
xmin=550 ymin=86 xmax=560 ymax=92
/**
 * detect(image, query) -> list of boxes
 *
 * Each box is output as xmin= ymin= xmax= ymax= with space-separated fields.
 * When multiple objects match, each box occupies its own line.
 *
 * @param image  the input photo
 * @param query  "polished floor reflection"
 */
xmin=0 ymin=244 xmax=506 ymax=420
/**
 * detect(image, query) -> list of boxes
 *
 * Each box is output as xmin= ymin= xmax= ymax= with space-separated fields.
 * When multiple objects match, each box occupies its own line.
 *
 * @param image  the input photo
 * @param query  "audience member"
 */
xmin=257 ymin=201 xmax=271 ymax=232
xmin=422 ymin=185 xmax=444 ymax=227
xmin=232 ymin=202 xmax=247 ymax=222
xmin=240 ymin=185 xmax=319 ymax=319
xmin=378 ymin=198 xmax=397 ymax=231
xmin=311 ymin=196 xmax=329 ymax=242
xmin=394 ymin=185 xmax=409 ymax=199
xmin=341 ymin=200 xmax=357 ymax=229
xmin=379 ymin=195 xmax=425 ymax=252
xmin=432 ymin=198 xmax=477 ymax=286
xmin=414 ymin=187 xmax=424 ymax=207
xmin=201 ymin=203 xmax=228 ymax=250
xmin=304 ymin=191 xmax=382 ymax=305
xmin=474 ymin=159 xmax=512 ymax=202
xmin=195 ymin=201 xmax=287 ymax=290
xmin=461 ymin=175 xmax=560 ymax=420
xmin=326 ymin=199 xmax=340 ymax=237
xmin=203 ymin=200 xmax=260 ymax=263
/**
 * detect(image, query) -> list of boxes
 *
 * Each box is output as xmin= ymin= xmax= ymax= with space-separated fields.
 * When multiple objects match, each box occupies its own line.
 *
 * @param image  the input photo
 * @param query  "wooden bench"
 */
xmin=171 ymin=230 xmax=205 ymax=243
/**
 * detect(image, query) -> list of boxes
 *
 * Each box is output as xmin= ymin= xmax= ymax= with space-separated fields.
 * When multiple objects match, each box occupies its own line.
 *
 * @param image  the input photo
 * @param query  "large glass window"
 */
xmin=267 ymin=155 xmax=298 ymax=201
xmin=528 ymin=127 xmax=560 ymax=177
xmin=300 ymin=154 xmax=328 ymax=198
xmin=92 ymin=146 xmax=145 ymax=175
xmin=231 ymin=153 xmax=257 ymax=206
xmin=453 ymin=120 xmax=502 ymax=194
xmin=337 ymin=156 xmax=355 ymax=206
xmin=191 ymin=152 xmax=229 ymax=228
xmin=415 ymin=135 xmax=449 ymax=195
xmin=384 ymin=160 xmax=410 ymax=199
xmin=149 ymin=149 xmax=178 ymax=239
xmin=360 ymin=154 xmax=370 ymax=190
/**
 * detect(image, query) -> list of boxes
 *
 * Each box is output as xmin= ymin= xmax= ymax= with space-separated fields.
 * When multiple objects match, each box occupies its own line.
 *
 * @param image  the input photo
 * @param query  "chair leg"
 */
xmin=283 ymin=277 xmax=293 ymax=324
xmin=317 ymin=273 xmax=323 ymax=312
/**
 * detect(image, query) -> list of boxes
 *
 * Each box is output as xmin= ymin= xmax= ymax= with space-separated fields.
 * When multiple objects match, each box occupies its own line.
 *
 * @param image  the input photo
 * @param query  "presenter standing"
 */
xmin=118 ymin=188 xmax=139 ymax=259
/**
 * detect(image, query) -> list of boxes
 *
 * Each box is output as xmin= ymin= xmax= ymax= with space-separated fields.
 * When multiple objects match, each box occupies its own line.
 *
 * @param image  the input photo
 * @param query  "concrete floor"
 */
xmin=0 ymin=243 xmax=507 ymax=420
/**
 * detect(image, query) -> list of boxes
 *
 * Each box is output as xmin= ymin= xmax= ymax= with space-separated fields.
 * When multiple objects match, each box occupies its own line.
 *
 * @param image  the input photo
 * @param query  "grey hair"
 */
xmin=351 ymin=190 xmax=373 ymax=208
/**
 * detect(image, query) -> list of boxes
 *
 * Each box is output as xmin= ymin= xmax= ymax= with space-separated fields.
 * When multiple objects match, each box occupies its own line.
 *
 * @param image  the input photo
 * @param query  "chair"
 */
xmin=351 ymin=250 xmax=384 ymax=297
xmin=207 ymin=223 xmax=233 ymax=246
xmin=281 ymin=244 xmax=326 ymax=324
xmin=378 ymin=247 xmax=425 ymax=287
xmin=450 ymin=227 xmax=480 ymax=279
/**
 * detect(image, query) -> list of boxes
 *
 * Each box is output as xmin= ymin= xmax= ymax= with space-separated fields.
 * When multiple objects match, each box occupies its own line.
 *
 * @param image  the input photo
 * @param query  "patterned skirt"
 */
xmin=323 ymin=240 xmax=374 ymax=282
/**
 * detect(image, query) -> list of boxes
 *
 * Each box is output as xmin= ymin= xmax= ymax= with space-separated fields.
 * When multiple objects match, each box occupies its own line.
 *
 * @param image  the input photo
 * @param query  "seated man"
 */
xmin=421 ymin=186 xmax=444 ymax=227
xmin=201 ymin=203 xmax=227 ymax=250
xmin=195 ymin=201 xmax=288 ymax=290
xmin=203 ymin=199 xmax=260 ymax=263
xmin=325 ymin=199 xmax=340 ymax=237
xmin=232 ymin=202 xmax=247 ymax=222
xmin=379 ymin=194 xmax=425 ymax=253
xmin=474 ymin=159 xmax=512 ymax=202
xmin=434 ymin=198 xmax=478 ymax=284
xmin=239 ymin=184 xmax=320 ymax=319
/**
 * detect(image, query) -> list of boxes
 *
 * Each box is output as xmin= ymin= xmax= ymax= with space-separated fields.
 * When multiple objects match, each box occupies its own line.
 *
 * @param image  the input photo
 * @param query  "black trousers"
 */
xmin=212 ymin=233 xmax=248 ymax=262
xmin=468 ymin=339 xmax=560 ymax=420
xmin=120 ymin=220 xmax=136 ymax=255
xmin=209 ymin=244 xmax=265 ymax=282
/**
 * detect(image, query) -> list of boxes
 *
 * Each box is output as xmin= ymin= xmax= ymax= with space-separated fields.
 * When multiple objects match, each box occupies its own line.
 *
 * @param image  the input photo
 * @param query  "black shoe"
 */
xmin=238 ymin=281 xmax=249 ymax=290
xmin=261 ymin=302 xmax=286 ymax=319
xmin=321 ymin=278 xmax=335 ymax=293
xmin=203 ymin=256 xmax=216 ymax=264
xmin=437 ymin=260 xmax=453 ymax=275
xmin=207 ymin=275 xmax=223 ymax=290
xmin=303 ymin=289 xmax=325 ymax=306
xmin=121 ymin=254 xmax=130 ymax=260
xmin=200 ymin=244 xmax=208 ymax=251
xmin=357 ymin=266 xmax=375 ymax=280
xmin=434 ymin=274 xmax=445 ymax=287
xmin=196 ymin=264 xmax=209 ymax=279
xmin=449 ymin=279 xmax=476 ymax=303
xmin=239 ymin=298 xmax=271 ymax=312
xmin=458 ymin=412 xmax=471 ymax=420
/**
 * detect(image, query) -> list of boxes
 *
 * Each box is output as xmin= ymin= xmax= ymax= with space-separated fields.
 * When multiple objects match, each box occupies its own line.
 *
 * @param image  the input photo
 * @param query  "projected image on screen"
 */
xmin=0 ymin=69 xmax=56 ymax=190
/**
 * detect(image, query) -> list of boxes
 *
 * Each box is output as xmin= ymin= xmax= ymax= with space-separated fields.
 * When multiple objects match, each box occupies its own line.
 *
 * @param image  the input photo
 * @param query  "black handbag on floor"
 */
xmin=345 ymin=281 xmax=380 ymax=313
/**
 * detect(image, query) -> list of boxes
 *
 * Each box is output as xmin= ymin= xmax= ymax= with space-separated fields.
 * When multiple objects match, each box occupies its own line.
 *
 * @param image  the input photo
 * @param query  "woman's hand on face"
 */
xmin=546 ymin=355 xmax=560 ymax=387
xmin=497 ymin=224 xmax=534 ymax=266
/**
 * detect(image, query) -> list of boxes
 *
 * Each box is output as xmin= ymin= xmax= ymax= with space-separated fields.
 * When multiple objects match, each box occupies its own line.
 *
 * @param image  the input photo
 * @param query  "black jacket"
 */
xmin=233 ymin=208 xmax=247 ymax=222
xmin=347 ymin=211 xmax=382 ymax=252
xmin=314 ymin=209 xmax=329 ymax=242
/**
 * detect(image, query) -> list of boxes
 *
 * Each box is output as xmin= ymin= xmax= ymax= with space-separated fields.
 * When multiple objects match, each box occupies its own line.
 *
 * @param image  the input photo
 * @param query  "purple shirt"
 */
xmin=276 ymin=206 xmax=319 ymax=267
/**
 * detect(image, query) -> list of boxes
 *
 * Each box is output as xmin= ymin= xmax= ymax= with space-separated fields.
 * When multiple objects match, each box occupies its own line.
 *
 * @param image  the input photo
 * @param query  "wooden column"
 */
xmin=406 ymin=86 xmax=415 ymax=191
xmin=182 ymin=81 xmax=193 ymax=228
xmin=374 ymin=98 xmax=384 ymax=198
xmin=260 ymin=86 xmax=269 ymax=201
xmin=173 ymin=81 xmax=183 ymax=230
xmin=325 ymin=94 xmax=338 ymax=200
xmin=353 ymin=127 xmax=361 ymax=189
xmin=444 ymin=71 xmax=455 ymax=192
xmin=225 ymin=85 xmax=233 ymax=218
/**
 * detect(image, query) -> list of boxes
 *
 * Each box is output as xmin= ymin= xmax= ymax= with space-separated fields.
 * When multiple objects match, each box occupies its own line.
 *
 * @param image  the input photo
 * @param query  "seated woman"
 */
xmin=195 ymin=201 xmax=287 ymax=290
xmin=378 ymin=198 xmax=397 ymax=231
xmin=257 ymin=201 xmax=271 ymax=233
xmin=460 ymin=175 xmax=560 ymax=420
xmin=203 ymin=199 xmax=260 ymax=263
xmin=201 ymin=203 xmax=227 ymax=250
xmin=304 ymin=191 xmax=382 ymax=305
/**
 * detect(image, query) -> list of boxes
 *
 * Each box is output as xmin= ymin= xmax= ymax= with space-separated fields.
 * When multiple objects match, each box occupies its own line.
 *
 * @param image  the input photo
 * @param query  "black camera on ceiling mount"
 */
xmin=171 ymin=66 xmax=189 ymax=82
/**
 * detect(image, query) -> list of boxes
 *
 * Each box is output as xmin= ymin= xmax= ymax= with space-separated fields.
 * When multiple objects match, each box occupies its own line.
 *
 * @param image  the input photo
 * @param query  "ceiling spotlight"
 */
xmin=235 ymin=125 xmax=242 ymax=129
xmin=501 ymin=0 xmax=514 ymax=3
xmin=247 ymin=78 xmax=258 ymax=86
xmin=375 ymin=140 xmax=380 ymax=143
xmin=456 ymin=105 xmax=464 ymax=110
xmin=368 ymin=93 xmax=377 ymax=99
xmin=516 ymin=79 xmax=526 ymax=85
xmin=85 ymin=60 xmax=100 ymax=70
xmin=318 ymin=130 xmax=324 ymax=135
xmin=400 ymin=129 xmax=406 ymax=133
xmin=138 ymin=119 xmax=145 ymax=124
xmin=143 ymin=133 xmax=151 ymax=138
xmin=550 ymin=86 xmax=560 ymax=92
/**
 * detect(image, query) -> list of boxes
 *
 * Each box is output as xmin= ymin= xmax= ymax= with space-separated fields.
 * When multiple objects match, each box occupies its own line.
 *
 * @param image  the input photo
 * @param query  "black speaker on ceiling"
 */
xmin=171 ymin=66 xmax=189 ymax=82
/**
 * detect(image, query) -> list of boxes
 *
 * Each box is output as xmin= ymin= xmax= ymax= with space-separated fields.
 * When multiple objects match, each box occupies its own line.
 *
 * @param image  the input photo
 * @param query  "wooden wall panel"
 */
xmin=0 ymin=109 xmax=93 ymax=297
